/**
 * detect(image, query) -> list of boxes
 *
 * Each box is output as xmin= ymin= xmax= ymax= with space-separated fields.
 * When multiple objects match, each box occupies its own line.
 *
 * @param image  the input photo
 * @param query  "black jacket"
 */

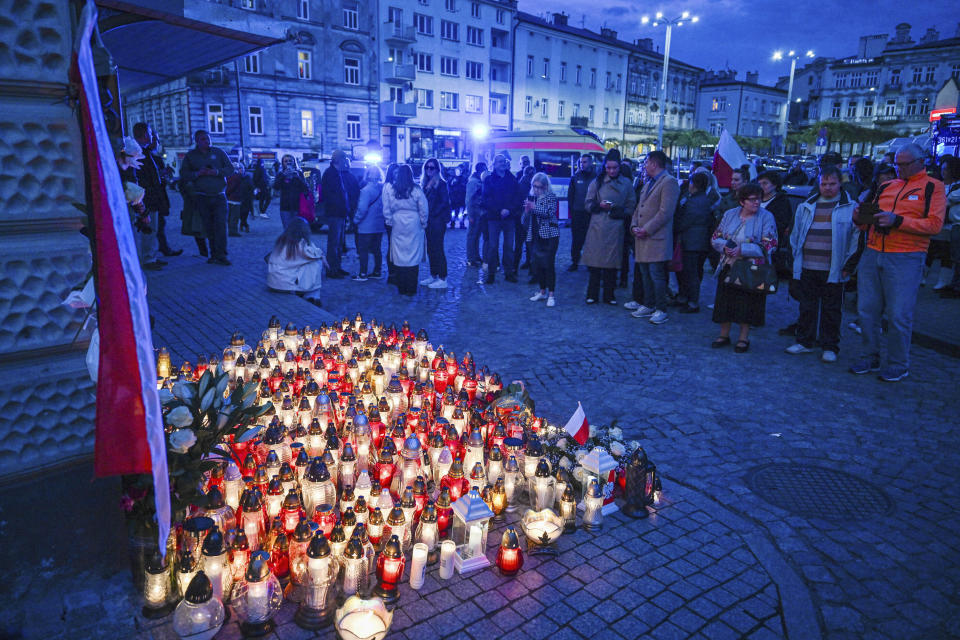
xmin=138 ymin=151 xmax=171 ymax=214
xmin=674 ymin=191 xmax=714 ymax=252
xmin=276 ymin=169 xmax=308 ymax=212
xmin=568 ymin=168 xmax=595 ymax=214
xmin=424 ymin=179 xmax=452 ymax=225
xmin=481 ymin=171 xmax=522 ymax=220
xmin=320 ymin=166 xmax=360 ymax=218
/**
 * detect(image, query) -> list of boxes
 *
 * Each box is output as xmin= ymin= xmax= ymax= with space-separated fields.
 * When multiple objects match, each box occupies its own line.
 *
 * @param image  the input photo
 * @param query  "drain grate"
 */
xmin=744 ymin=463 xmax=894 ymax=521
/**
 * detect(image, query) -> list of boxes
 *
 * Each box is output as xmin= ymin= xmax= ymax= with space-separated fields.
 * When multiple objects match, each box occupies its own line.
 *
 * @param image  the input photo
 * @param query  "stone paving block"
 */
xmin=602 ymin=568 xmax=634 ymax=589
xmin=591 ymin=599 xmax=628 ymax=624
xmin=430 ymin=608 xmax=468 ymax=634
xmin=564 ymin=588 xmax=600 ymax=614
xmin=719 ymin=607 xmax=761 ymax=635
xmin=550 ymin=575 xmax=583 ymax=596
xmin=550 ymin=627 xmax=587 ymax=640
xmin=582 ymin=577 xmax=617 ymax=600
xmin=535 ymin=560 xmax=569 ymax=581
xmin=496 ymin=579 xmax=529 ymax=601
xmin=519 ymin=614 xmax=559 ymax=640
xmin=426 ymin=588 xmax=461 ymax=613
xmin=465 ymin=616 xmax=501 ymax=639
xmin=273 ymin=622 xmax=317 ymax=640
xmin=510 ymin=594 xmax=545 ymax=619
xmin=573 ymin=542 xmax=605 ymax=559
xmin=489 ymin=606 xmax=525 ymax=632
xmin=568 ymin=610 xmax=605 ymax=637
xmin=647 ymin=620 xmax=689 ymax=639
xmin=648 ymin=566 xmax=682 ymax=586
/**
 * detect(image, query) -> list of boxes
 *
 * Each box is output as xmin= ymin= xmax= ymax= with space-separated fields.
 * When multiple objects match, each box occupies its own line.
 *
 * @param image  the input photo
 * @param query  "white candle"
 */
xmin=438 ymin=540 xmax=455 ymax=579
xmin=410 ymin=543 xmax=428 ymax=590
xmin=341 ymin=610 xmax=386 ymax=637
xmin=467 ymin=524 xmax=483 ymax=558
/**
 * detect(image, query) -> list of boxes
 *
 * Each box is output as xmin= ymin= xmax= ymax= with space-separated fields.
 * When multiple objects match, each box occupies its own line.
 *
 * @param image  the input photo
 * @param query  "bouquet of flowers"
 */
xmin=540 ymin=421 xmax=641 ymax=496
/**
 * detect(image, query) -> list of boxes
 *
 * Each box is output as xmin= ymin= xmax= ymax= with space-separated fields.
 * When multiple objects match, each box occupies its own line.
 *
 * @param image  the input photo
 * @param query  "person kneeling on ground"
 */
xmin=266 ymin=217 xmax=326 ymax=305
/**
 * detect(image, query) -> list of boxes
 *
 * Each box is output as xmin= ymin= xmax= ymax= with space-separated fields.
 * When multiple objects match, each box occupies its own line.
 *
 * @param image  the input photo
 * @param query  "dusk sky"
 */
xmin=516 ymin=0 xmax=960 ymax=85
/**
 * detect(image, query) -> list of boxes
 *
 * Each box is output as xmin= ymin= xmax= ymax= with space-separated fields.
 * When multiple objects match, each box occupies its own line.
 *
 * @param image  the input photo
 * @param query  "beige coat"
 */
xmin=580 ymin=175 xmax=637 ymax=269
xmin=632 ymin=173 xmax=680 ymax=263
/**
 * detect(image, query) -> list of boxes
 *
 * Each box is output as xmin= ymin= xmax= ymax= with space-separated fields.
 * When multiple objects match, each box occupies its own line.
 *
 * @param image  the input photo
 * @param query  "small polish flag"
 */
xmin=712 ymin=129 xmax=750 ymax=188
xmin=563 ymin=402 xmax=590 ymax=446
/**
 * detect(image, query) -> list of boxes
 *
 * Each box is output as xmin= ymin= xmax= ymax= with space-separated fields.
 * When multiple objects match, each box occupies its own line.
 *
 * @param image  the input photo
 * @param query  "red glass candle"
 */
xmin=433 ymin=369 xmax=449 ymax=394
xmin=440 ymin=473 xmax=468 ymax=504
xmin=436 ymin=489 xmax=453 ymax=539
xmin=375 ymin=458 xmax=396 ymax=490
xmin=270 ymin=532 xmax=289 ymax=580
xmin=496 ymin=527 xmax=524 ymax=576
xmin=376 ymin=535 xmax=406 ymax=594
xmin=312 ymin=503 xmax=337 ymax=539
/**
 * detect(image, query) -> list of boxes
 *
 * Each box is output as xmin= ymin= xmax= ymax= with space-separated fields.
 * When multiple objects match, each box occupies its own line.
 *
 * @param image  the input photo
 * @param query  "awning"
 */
xmin=96 ymin=0 xmax=287 ymax=92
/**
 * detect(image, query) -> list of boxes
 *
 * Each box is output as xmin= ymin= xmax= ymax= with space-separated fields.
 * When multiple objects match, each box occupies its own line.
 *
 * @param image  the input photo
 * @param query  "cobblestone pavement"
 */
xmin=4 ymin=194 xmax=957 ymax=639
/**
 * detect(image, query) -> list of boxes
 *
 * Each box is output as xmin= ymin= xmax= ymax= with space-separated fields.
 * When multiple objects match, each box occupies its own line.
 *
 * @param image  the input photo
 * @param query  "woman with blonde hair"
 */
xmin=524 ymin=173 xmax=560 ymax=307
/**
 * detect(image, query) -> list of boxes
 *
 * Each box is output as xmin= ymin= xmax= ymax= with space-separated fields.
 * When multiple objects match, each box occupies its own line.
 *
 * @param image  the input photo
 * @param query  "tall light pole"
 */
xmin=772 ymin=49 xmax=814 ymax=154
xmin=642 ymin=11 xmax=698 ymax=151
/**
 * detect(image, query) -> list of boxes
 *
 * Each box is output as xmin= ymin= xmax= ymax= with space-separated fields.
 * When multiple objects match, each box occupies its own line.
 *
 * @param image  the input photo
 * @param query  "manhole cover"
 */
xmin=744 ymin=464 xmax=894 ymax=521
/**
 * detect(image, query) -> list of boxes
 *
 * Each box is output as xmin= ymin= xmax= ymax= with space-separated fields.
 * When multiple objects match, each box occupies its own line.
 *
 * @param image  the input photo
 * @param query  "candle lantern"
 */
xmin=374 ymin=445 xmax=395 ymax=492
xmin=495 ymin=527 xmax=524 ymax=576
xmin=340 ymin=442 xmax=358 ymax=489
xmin=581 ymin=478 xmax=604 ymax=531
xmin=652 ymin=475 xmax=662 ymax=508
xmin=399 ymin=487 xmax=416 ymax=529
xmin=280 ymin=490 xmax=305 ymax=535
xmin=237 ymin=491 xmax=266 ymax=551
xmin=560 ymin=485 xmax=577 ymax=533
xmin=176 ymin=548 xmax=198 ymax=601
xmin=522 ymin=437 xmax=543 ymax=479
xmin=302 ymin=459 xmax=335 ymax=518
xmin=313 ymin=503 xmax=336 ymax=539
xmin=334 ymin=596 xmax=394 ymax=640
xmin=342 ymin=537 xmax=366 ymax=597
xmin=490 ymin=477 xmax=507 ymax=522
xmin=468 ymin=461 xmax=487 ymax=490
xmin=435 ymin=487 xmax=453 ymax=539
xmin=622 ymin=447 xmax=656 ymax=518
xmin=411 ymin=475 xmax=428 ymax=517
xmin=203 ymin=487 xmax=235 ymax=536
xmin=519 ymin=508 xmax=564 ymax=556
xmin=265 ymin=477 xmax=285 ymax=521
xmin=553 ymin=467 xmax=571 ymax=511
xmin=451 ymin=487 xmax=494 ymax=574
xmin=463 ymin=428 xmax=485 ymax=473
xmin=503 ymin=455 xmax=521 ymax=512
xmin=433 ymin=446 xmax=453 ymax=487
xmin=157 ymin=347 xmax=172 ymax=384
xmin=230 ymin=531 xmax=251 ymax=583
xmin=294 ymin=534 xmax=339 ymax=630
xmin=353 ymin=470 xmax=373 ymax=506
xmin=269 ymin=531 xmax=290 ymax=583
xmin=329 ymin=523 xmax=348 ymax=561
xmin=223 ymin=462 xmax=244 ymax=511
xmin=440 ymin=458 xmax=468 ymax=503
xmin=367 ymin=507 xmax=385 ymax=547
xmin=415 ymin=501 xmax=440 ymax=564
xmin=372 ymin=535 xmax=405 ymax=606
xmin=233 ymin=552 xmax=283 ymax=637
xmin=341 ymin=507 xmax=358 ymax=539
xmin=531 ymin=458 xmax=555 ymax=511
xmin=142 ymin=548 xmax=177 ymax=618
xmin=201 ymin=527 xmax=234 ymax=604
xmin=396 ymin=435 xmax=422 ymax=492
xmin=278 ymin=461 xmax=297 ymax=496
xmin=286 ymin=519 xmax=315 ymax=602
xmin=486 ymin=446 xmax=504 ymax=483
xmin=383 ymin=506 xmax=411 ymax=551
xmin=340 ymin=484 xmax=357 ymax=517
xmin=354 ymin=496 xmax=369 ymax=527
xmin=172 ymin=571 xmax=225 ymax=640
xmin=580 ymin=447 xmax=619 ymax=516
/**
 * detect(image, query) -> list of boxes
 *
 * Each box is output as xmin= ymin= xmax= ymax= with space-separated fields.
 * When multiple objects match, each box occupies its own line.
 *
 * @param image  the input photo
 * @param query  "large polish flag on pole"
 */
xmin=563 ymin=402 xmax=590 ymax=446
xmin=73 ymin=0 xmax=170 ymax=554
xmin=712 ymin=129 xmax=751 ymax=188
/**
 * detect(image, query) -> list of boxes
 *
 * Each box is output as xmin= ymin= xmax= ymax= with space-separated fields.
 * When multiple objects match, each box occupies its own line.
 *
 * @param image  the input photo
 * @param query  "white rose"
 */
xmin=169 ymin=429 xmax=197 ymax=453
xmin=574 ymin=448 xmax=589 ymax=461
xmin=166 ymin=406 xmax=194 ymax=428
xmin=171 ymin=380 xmax=195 ymax=403
xmin=158 ymin=389 xmax=174 ymax=405
xmin=588 ymin=424 xmax=597 ymax=438
xmin=558 ymin=457 xmax=572 ymax=470
xmin=556 ymin=438 xmax=568 ymax=451
xmin=572 ymin=465 xmax=587 ymax=483
xmin=610 ymin=441 xmax=626 ymax=457
xmin=609 ymin=427 xmax=623 ymax=440
xmin=629 ymin=440 xmax=641 ymax=452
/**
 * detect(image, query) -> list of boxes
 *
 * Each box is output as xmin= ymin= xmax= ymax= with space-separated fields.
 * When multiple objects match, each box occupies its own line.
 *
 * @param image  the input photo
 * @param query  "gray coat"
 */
xmin=632 ymin=173 xmax=681 ymax=263
xmin=354 ymin=181 xmax=385 ymax=234
xmin=580 ymin=175 xmax=637 ymax=269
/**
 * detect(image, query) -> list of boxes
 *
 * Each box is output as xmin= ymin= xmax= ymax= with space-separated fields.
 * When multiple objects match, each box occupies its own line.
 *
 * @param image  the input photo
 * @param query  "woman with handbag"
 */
xmin=524 ymin=173 xmax=560 ymax=307
xmin=353 ymin=165 xmax=385 ymax=281
xmin=581 ymin=149 xmax=637 ymax=305
xmin=673 ymin=172 xmax=715 ymax=313
xmin=710 ymin=183 xmax=778 ymax=353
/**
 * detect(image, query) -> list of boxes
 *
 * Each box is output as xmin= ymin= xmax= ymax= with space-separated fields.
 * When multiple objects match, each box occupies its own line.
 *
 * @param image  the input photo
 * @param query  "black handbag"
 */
xmin=724 ymin=248 xmax=779 ymax=295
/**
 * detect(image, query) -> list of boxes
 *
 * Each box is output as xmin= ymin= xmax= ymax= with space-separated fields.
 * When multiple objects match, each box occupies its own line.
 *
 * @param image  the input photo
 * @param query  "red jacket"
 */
xmin=866 ymin=172 xmax=945 ymax=253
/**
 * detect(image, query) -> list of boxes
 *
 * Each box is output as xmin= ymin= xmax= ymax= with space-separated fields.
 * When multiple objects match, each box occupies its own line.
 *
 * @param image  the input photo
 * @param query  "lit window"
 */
xmin=344 ymin=57 xmax=360 ymax=85
xmin=346 ymin=114 xmax=361 ymax=140
xmin=298 ymin=51 xmax=312 ymax=80
xmin=301 ymin=109 xmax=314 ymax=137
xmin=206 ymin=104 xmax=224 ymax=134
xmin=248 ymin=106 xmax=263 ymax=135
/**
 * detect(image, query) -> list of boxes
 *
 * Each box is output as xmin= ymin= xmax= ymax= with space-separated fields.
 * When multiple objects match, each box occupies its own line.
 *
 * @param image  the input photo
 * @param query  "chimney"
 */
xmin=600 ymin=27 xmax=618 ymax=40
xmin=891 ymin=22 xmax=913 ymax=44
xmin=920 ymin=27 xmax=939 ymax=44
xmin=634 ymin=37 xmax=653 ymax=51
xmin=551 ymin=12 xmax=567 ymax=27
xmin=745 ymin=71 xmax=759 ymax=84
xmin=858 ymin=34 xmax=887 ymax=58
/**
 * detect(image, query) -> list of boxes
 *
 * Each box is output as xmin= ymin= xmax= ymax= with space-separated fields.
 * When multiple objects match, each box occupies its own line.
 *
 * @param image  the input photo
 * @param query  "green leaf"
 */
xmin=199 ymin=388 xmax=215 ymax=412
xmin=197 ymin=370 xmax=212 ymax=399
xmin=215 ymin=372 xmax=230 ymax=397
xmin=236 ymin=426 xmax=262 ymax=443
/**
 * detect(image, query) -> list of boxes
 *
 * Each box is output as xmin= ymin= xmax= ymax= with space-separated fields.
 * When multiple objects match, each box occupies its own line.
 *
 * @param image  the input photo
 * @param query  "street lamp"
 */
xmin=642 ymin=11 xmax=699 ymax=150
xmin=772 ymin=49 xmax=815 ymax=154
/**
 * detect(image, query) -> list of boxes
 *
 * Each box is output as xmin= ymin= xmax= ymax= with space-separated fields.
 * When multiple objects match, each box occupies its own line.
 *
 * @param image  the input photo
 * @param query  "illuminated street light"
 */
xmin=772 ymin=49 xmax=815 ymax=154
xmin=640 ymin=12 xmax=700 ymax=150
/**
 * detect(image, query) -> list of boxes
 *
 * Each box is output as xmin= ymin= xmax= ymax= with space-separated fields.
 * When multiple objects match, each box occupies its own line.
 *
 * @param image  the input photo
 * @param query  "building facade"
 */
xmin=782 ymin=23 xmax=960 ymax=137
xmin=378 ymin=0 xmax=517 ymax=165
xmin=624 ymin=37 xmax=701 ymax=156
xmin=124 ymin=0 xmax=379 ymax=166
xmin=695 ymin=70 xmax=788 ymax=140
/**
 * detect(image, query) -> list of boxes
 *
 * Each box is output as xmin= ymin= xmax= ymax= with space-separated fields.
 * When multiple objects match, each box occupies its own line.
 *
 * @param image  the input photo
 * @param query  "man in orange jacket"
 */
xmin=850 ymin=143 xmax=946 ymax=381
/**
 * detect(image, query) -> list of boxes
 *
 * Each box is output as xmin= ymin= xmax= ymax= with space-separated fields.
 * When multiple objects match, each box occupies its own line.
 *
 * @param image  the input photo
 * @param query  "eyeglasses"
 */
xmin=894 ymin=159 xmax=920 ymax=167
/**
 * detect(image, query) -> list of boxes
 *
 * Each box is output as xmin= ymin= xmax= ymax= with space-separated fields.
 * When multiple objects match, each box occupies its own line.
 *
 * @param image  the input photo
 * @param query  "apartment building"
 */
xmin=695 ymin=70 xmax=788 ymax=140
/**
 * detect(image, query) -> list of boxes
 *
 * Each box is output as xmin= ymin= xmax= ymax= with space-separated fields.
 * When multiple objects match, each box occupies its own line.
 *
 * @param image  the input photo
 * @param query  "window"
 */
xmin=834 ymin=72 xmax=847 ymax=88
xmin=925 ymin=66 xmax=936 ymax=83
xmin=912 ymin=67 xmax=922 ymax=83
xmin=243 ymin=52 xmax=260 ymax=74
xmin=465 ymin=94 xmax=482 ymax=113
xmin=906 ymin=99 xmax=918 ymax=116
xmin=560 ymin=62 xmax=567 ymax=82
xmin=863 ymin=100 xmax=874 ymax=117
xmin=558 ymin=100 xmax=565 ymax=120
xmin=589 ymin=68 xmax=596 ymax=88
xmin=576 ymin=65 xmax=582 ymax=85
xmin=711 ymin=97 xmax=726 ymax=112
xmin=614 ymin=108 xmax=619 ymax=125
xmin=524 ymin=96 xmax=532 ymax=116
xmin=920 ymin=98 xmax=929 ymax=115
xmin=440 ymin=56 xmax=458 ymax=76
xmin=588 ymin=105 xmax=594 ymax=122
xmin=440 ymin=91 xmax=458 ymax=110
xmin=952 ymin=63 xmax=960 ymax=79
xmin=344 ymin=57 xmax=360 ymax=85
xmin=572 ymin=103 xmax=580 ymax=118
xmin=639 ymin=76 xmax=647 ymax=96
xmin=605 ymin=71 xmax=611 ymax=89
xmin=489 ymin=96 xmax=507 ymax=114
xmin=415 ymin=52 xmax=432 ymax=72
xmin=527 ymin=56 xmax=534 ymax=77
xmin=830 ymin=101 xmax=841 ymax=118
xmin=206 ymin=104 xmax=224 ymax=133
xmin=890 ymin=68 xmax=901 ymax=85
xmin=417 ymin=88 xmax=434 ymax=108
xmin=866 ymin=70 xmax=879 ymax=87
xmin=542 ymin=58 xmax=549 ymax=79
xmin=248 ymin=106 xmax=263 ymax=135
xmin=885 ymin=99 xmax=896 ymax=116
xmin=301 ymin=109 xmax=313 ymax=137
xmin=466 ymin=26 xmax=483 ymax=46
xmin=346 ymin=114 xmax=361 ymax=140
xmin=541 ymin=98 xmax=549 ymax=118
xmin=471 ymin=2 xmax=480 ymax=18
xmin=603 ymin=107 xmax=609 ymax=124
xmin=239 ymin=0 xmax=254 ymax=9
xmin=444 ymin=0 xmax=455 ymax=10
xmin=389 ymin=87 xmax=404 ymax=102
xmin=850 ymin=71 xmax=862 ymax=87
xmin=466 ymin=61 xmax=483 ymax=80
xmin=616 ymin=74 xmax=622 ymax=91
xmin=387 ymin=47 xmax=402 ymax=63
xmin=388 ymin=6 xmax=402 ymax=23
xmin=415 ymin=14 xmax=433 ymax=35
xmin=343 ymin=7 xmax=358 ymax=30
xmin=440 ymin=20 xmax=459 ymax=40
xmin=846 ymin=101 xmax=857 ymax=118
xmin=629 ymin=77 xmax=637 ymax=94
xmin=496 ymin=9 xmax=505 ymax=24
xmin=298 ymin=50 xmax=312 ymax=79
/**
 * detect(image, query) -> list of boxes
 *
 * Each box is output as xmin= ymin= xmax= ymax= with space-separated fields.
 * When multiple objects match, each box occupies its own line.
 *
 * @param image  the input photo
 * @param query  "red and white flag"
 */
xmin=712 ymin=129 xmax=750 ymax=188
xmin=563 ymin=402 xmax=590 ymax=446
xmin=74 ymin=1 xmax=169 ymax=554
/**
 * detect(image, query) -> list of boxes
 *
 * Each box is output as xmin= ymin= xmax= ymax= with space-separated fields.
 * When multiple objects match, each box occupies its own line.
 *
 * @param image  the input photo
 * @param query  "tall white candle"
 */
xmin=438 ymin=540 xmax=455 ymax=579
xmin=410 ymin=543 xmax=428 ymax=590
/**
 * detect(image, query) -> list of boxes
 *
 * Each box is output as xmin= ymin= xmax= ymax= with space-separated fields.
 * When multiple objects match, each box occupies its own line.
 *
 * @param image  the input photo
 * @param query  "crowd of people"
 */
xmin=121 ymin=121 xmax=954 ymax=382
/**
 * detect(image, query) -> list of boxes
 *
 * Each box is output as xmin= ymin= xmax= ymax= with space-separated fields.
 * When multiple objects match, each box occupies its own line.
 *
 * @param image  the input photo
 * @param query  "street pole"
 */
xmin=780 ymin=57 xmax=796 ymax=155
xmin=234 ymin=60 xmax=245 ymax=159
xmin=656 ymin=24 xmax=672 ymax=151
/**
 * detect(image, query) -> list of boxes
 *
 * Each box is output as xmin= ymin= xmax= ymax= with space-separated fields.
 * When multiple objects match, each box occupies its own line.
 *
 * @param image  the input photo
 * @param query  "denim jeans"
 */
xmin=485 ymin=216 xmax=516 ymax=277
xmin=857 ymin=248 xmax=924 ymax=370
xmin=678 ymin=250 xmax=707 ymax=307
xmin=638 ymin=261 xmax=669 ymax=311
xmin=466 ymin=211 xmax=482 ymax=263
xmin=356 ymin=232 xmax=383 ymax=276
xmin=426 ymin=220 xmax=447 ymax=279
xmin=326 ymin=217 xmax=346 ymax=273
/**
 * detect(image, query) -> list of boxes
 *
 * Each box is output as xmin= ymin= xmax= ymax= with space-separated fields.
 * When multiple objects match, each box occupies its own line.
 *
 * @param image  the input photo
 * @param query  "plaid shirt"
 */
xmin=526 ymin=192 xmax=559 ymax=241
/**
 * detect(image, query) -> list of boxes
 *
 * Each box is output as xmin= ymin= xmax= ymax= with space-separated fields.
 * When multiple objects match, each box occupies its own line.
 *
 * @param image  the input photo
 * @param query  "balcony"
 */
xmin=874 ymin=114 xmax=899 ymax=124
xmin=383 ymin=22 xmax=416 ymax=46
xmin=381 ymin=100 xmax=417 ymax=121
xmin=382 ymin=62 xmax=416 ymax=84
xmin=490 ymin=46 xmax=511 ymax=64
xmin=490 ymin=111 xmax=509 ymax=129
xmin=489 ymin=78 xmax=510 ymax=95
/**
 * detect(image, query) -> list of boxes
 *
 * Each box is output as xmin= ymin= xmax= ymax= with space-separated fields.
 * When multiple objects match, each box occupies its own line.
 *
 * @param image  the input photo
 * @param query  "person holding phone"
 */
xmin=524 ymin=173 xmax=560 ymax=307
xmin=179 ymin=129 xmax=234 ymax=265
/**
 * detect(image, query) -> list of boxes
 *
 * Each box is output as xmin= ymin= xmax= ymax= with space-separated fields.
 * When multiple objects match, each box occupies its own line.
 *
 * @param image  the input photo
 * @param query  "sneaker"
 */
xmin=649 ymin=310 xmax=669 ymax=325
xmin=605 ymin=299 xmax=617 ymax=305
xmin=631 ymin=305 xmax=655 ymax=318
xmin=546 ymin=296 xmax=556 ymax=307
xmin=585 ymin=298 xmax=597 ymax=305
xmin=352 ymin=274 xmax=368 ymax=282
xmin=530 ymin=291 xmax=548 ymax=301
xmin=419 ymin=275 xmax=436 ymax=285
xmin=878 ymin=367 xmax=909 ymax=382
xmin=847 ymin=321 xmax=863 ymax=335
xmin=623 ymin=301 xmax=641 ymax=311
xmin=821 ymin=350 xmax=838 ymax=363
xmin=849 ymin=358 xmax=880 ymax=375
xmin=428 ymin=278 xmax=448 ymax=289
xmin=785 ymin=344 xmax=815 ymax=355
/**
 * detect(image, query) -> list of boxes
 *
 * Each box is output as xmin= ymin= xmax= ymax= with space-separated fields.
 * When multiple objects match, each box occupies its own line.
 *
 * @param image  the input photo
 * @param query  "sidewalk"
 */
xmin=912 ymin=282 xmax=960 ymax=358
